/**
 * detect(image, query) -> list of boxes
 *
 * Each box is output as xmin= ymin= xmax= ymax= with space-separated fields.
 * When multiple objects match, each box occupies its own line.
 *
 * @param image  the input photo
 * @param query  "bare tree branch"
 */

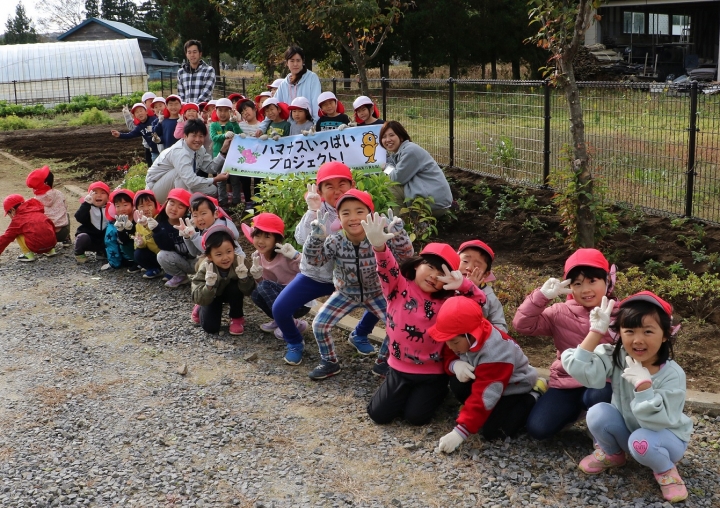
xmin=36 ymin=0 xmax=86 ymax=33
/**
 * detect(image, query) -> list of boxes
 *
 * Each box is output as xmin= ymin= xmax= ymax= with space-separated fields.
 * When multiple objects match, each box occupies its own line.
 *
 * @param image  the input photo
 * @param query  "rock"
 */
xmin=177 ymin=363 xmax=188 ymax=376
xmin=531 ymin=483 xmax=543 ymax=489
xmin=244 ymin=352 xmax=258 ymax=362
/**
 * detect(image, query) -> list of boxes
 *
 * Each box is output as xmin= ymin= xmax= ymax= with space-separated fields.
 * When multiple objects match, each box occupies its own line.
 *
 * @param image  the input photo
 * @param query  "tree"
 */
xmin=528 ymin=0 xmax=601 ymax=247
xmin=36 ymin=0 xmax=86 ymax=32
xmin=100 ymin=0 xmax=136 ymax=24
xmin=85 ymin=0 xmax=100 ymax=18
xmin=3 ymin=2 xmax=38 ymax=45
xmin=303 ymin=0 xmax=403 ymax=96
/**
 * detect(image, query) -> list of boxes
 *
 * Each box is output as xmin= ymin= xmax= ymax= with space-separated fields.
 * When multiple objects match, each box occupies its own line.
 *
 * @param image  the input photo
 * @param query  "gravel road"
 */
xmin=0 ymin=247 xmax=719 ymax=508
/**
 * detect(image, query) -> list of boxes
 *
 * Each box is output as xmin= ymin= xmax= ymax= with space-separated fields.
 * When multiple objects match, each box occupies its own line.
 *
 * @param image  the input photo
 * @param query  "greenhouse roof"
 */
xmin=58 ymin=18 xmax=157 ymax=41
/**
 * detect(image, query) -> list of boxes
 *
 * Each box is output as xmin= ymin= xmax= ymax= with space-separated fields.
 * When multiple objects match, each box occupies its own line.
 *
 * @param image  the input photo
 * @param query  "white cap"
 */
xmin=353 ymin=95 xmax=373 ymax=110
xmin=259 ymin=91 xmax=272 ymax=97
xmin=216 ymin=98 xmax=233 ymax=109
xmin=130 ymin=102 xmax=147 ymax=112
xmin=288 ymin=97 xmax=311 ymax=111
xmin=151 ymin=97 xmax=166 ymax=105
xmin=208 ymin=100 xmax=218 ymax=106
xmin=317 ymin=91 xmax=337 ymax=105
xmin=269 ymin=78 xmax=284 ymax=89
xmin=262 ymin=97 xmax=280 ymax=109
xmin=141 ymin=92 xmax=156 ymax=103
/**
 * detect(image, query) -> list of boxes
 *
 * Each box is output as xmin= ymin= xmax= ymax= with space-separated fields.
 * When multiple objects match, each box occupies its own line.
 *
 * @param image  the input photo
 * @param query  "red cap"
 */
xmin=242 ymin=213 xmax=285 ymax=242
xmin=88 ymin=181 xmax=110 ymax=194
xmin=198 ymin=101 xmax=208 ymax=111
xmin=420 ymin=243 xmax=461 ymax=271
xmin=166 ymin=188 xmax=192 ymax=208
xmin=564 ymin=248 xmax=610 ymax=279
xmin=133 ymin=189 xmax=160 ymax=215
xmin=619 ymin=291 xmax=673 ymax=318
xmin=335 ymin=189 xmax=374 ymax=214
xmin=181 ymin=103 xmax=199 ymax=114
xmin=457 ymin=239 xmax=496 ymax=282
xmin=428 ymin=296 xmax=491 ymax=343
xmin=105 ymin=189 xmax=136 ymax=221
xmin=228 ymin=93 xmax=246 ymax=102
xmin=201 ymin=224 xmax=238 ymax=251
xmin=316 ymin=161 xmax=353 ymax=187
xmin=3 ymin=194 xmax=25 ymax=215
xmin=26 ymin=165 xmax=51 ymax=191
xmin=166 ymin=94 xmax=182 ymax=103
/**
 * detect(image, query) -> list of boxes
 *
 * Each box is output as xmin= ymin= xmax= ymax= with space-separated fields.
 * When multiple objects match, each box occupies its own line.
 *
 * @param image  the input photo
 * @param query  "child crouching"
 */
xmin=1 ymin=194 xmax=57 ymax=261
xmin=74 ymin=181 xmax=110 ymax=263
xmin=133 ymin=190 xmax=163 ymax=279
xmin=152 ymin=188 xmax=196 ymax=288
xmin=191 ymin=224 xmax=254 ymax=335
xmin=102 ymin=189 xmax=138 ymax=271
xmin=25 ymin=165 xmax=70 ymax=244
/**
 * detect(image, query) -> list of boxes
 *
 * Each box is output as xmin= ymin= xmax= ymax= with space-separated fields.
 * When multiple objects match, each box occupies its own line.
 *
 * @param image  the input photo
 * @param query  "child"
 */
xmin=153 ymin=94 xmax=183 ymax=150
xmin=25 ymin=165 xmax=70 ymax=244
xmin=561 ymin=292 xmax=692 ymax=503
xmin=174 ymin=103 xmax=213 ymax=155
xmin=132 ymin=190 xmax=163 ymax=279
xmin=191 ymin=224 xmax=254 ymax=335
xmin=353 ymin=96 xmax=383 ymax=126
xmin=111 ymin=103 xmax=160 ymax=162
xmin=151 ymin=188 xmax=196 ymax=288
xmin=272 ymin=162 xmax=382 ymax=366
xmin=364 ymin=233 xmax=487 ymax=426
xmin=123 ymin=92 xmax=157 ymax=165
xmin=228 ymin=93 xmax=245 ymax=108
xmin=315 ymin=92 xmax=350 ymax=132
xmin=254 ymin=92 xmax=272 ymax=115
xmin=209 ymin=98 xmax=242 ymax=207
xmin=303 ymin=189 xmax=414 ymax=380
xmin=513 ymin=248 xmax=615 ymax=440
xmin=243 ymin=213 xmax=305 ymax=334
xmin=259 ymin=98 xmax=290 ymax=139
xmin=74 ymin=181 xmax=110 ymax=263
xmin=288 ymin=97 xmax=314 ymax=135
xmin=268 ymin=78 xmax=284 ymax=96
xmin=237 ymin=100 xmax=262 ymax=137
xmin=458 ymin=240 xmax=507 ymax=332
xmin=0 ymin=194 xmax=56 ymax=261
xmin=102 ymin=189 xmax=138 ymax=272
xmin=430 ymin=296 xmax=541 ymax=453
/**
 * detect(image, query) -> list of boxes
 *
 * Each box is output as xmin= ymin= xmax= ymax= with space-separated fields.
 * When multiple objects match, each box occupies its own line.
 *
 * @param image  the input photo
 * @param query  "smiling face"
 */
xmin=209 ymin=239 xmax=235 ymax=270
xmin=620 ymin=313 xmax=667 ymax=370
xmin=320 ymin=100 xmax=337 ymax=117
xmin=166 ymin=100 xmax=181 ymax=117
xmin=164 ymin=198 xmax=188 ymax=222
xmin=291 ymin=109 xmax=308 ymax=123
xmin=252 ymin=230 xmax=276 ymax=258
xmin=216 ymin=106 xmax=231 ymax=123
xmin=185 ymin=131 xmax=205 ymax=151
xmin=287 ymin=54 xmax=304 ymax=75
xmin=414 ymin=261 xmax=444 ymax=293
xmin=240 ymin=104 xmax=257 ymax=123
xmin=114 ymin=198 xmax=133 ymax=216
xmin=319 ymin=177 xmax=353 ymax=208
xmin=338 ymin=199 xmax=370 ymax=243
xmin=459 ymin=248 xmax=489 ymax=280
xmin=153 ymin=103 xmax=164 ymax=116
xmin=570 ymin=274 xmax=607 ymax=309
xmin=381 ymin=128 xmax=401 ymax=152
xmin=192 ymin=201 xmax=217 ymax=231
xmin=445 ymin=334 xmax=472 ymax=355
xmin=186 ymin=44 xmax=201 ymax=67
xmin=356 ymin=105 xmax=373 ymax=123
xmin=137 ymin=197 xmax=157 ymax=218
xmin=264 ymin=104 xmax=279 ymax=122
xmin=92 ymin=190 xmax=109 ymax=207
xmin=184 ymin=109 xmax=198 ymax=121
xmin=133 ymin=108 xmax=148 ymax=122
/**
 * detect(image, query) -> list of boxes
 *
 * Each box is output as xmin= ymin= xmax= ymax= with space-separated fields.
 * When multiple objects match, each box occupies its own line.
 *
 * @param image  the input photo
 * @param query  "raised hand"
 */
xmin=385 ymin=207 xmax=402 ymax=232
xmin=84 ymin=191 xmax=95 ymax=204
xmin=305 ymin=183 xmax=321 ymax=212
xmin=540 ymin=278 xmax=573 ymax=300
xmin=274 ymin=243 xmax=298 ymax=260
xmin=115 ymin=214 xmax=127 ymax=230
xmin=156 ymin=113 xmax=164 ymax=123
xmin=249 ymin=254 xmax=264 ymax=280
xmin=621 ymin=356 xmax=652 ymax=390
xmin=437 ymin=264 xmax=464 ymax=291
xmin=234 ymin=255 xmax=248 ymax=279
xmin=173 ymin=217 xmax=195 ymax=239
xmin=204 ymin=261 xmax=218 ymax=287
xmin=310 ymin=210 xmax=330 ymax=238
xmin=360 ymin=212 xmax=394 ymax=249
xmin=589 ymin=296 xmax=615 ymax=334
xmin=466 ymin=267 xmax=485 ymax=287
xmin=452 ymin=361 xmax=476 ymax=382
xmin=133 ymin=210 xmax=148 ymax=225
xmin=146 ymin=216 xmax=158 ymax=230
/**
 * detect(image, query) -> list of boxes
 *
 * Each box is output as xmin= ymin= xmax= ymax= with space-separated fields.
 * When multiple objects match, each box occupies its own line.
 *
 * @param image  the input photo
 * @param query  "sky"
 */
xmin=0 ymin=1 xmax=41 ymax=33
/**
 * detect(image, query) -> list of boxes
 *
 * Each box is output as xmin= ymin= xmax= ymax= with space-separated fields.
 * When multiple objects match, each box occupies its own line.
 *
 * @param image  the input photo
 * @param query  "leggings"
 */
xmin=588 ymin=402 xmax=688 ymax=473
xmin=74 ymin=233 xmax=106 ymax=256
xmin=367 ymin=368 xmax=448 ymax=425
xmin=252 ymin=280 xmax=310 ymax=320
xmin=200 ymin=282 xmax=245 ymax=334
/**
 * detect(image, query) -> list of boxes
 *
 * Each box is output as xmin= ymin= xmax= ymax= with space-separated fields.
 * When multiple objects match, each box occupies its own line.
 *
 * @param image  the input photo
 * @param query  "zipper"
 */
xmin=354 ymin=243 xmax=363 ymax=301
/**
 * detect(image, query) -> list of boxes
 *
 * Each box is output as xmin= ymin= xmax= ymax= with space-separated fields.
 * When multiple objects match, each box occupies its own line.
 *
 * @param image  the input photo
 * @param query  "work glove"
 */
xmin=259 ymin=134 xmax=269 ymax=141
xmin=133 ymin=210 xmax=148 ymax=226
xmin=540 ymin=277 xmax=573 ymax=300
xmin=84 ymin=191 xmax=95 ymax=204
xmin=114 ymin=214 xmax=127 ymax=230
xmin=151 ymin=133 xmax=161 ymax=144
xmin=224 ymin=131 xmax=235 ymax=140
xmin=274 ymin=243 xmax=298 ymax=260
xmin=437 ymin=265 xmax=464 ymax=291
xmin=134 ymin=235 xmax=146 ymax=249
xmin=271 ymin=134 xmax=280 ymax=141
xmin=146 ymin=217 xmax=158 ymax=230
xmin=452 ymin=361 xmax=476 ymax=383
xmin=337 ymin=124 xmax=348 ymax=131
xmin=121 ymin=104 xmax=130 ymax=116
xmin=122 ymin=215 xmax=134 ymax=230
xmin=204 ymin=261 xmax=218 ymax=287
xmin=305 ymin=183 xmax=321 ymax=212
xmin=234 ymin=255 xmax=248 ymax=279
xmin=384 ymin=207 xmax=403 ymax=233
xmin=173 ymin=217 xmax=195 ymax=239
xmin=239 ymin=132 xmax=247 ymax=138
xmin=310 ymin=210 xmax=330 ymax=238
xmin=438 ymin=430 xmax=465 ymax=454
xmin=621 ymin=356 xmax=652 ymax=390
xmin=360 ymin=212 xmax=394 ymax=249
xmin=589 ymin=296 xmax=615 ymax=334
xmin=156 ymin=113 xmax=164 ymax=123
xmin=348 ymin=121 xmax=358 ymax=127
xmin=249 ymin=253 xmax=264 ymax=280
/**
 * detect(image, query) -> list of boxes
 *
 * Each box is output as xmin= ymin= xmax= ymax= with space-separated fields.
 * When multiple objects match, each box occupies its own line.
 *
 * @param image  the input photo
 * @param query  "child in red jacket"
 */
xmin=1 ymin=194 xmax=57 ymax=262
xmin=429 ymin=296 xmax=541 ymax=453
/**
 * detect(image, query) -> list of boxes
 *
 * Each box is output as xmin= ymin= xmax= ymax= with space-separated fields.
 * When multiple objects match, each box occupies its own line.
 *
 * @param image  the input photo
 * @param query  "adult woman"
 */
xmin=274 ymin=45 xmax=322 ymax=126
xmin=380 ymin=121 xmax=453 ymax=216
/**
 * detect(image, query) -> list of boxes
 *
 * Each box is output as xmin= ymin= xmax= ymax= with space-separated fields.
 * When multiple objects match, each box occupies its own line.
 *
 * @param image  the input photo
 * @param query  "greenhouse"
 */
xmin=0 ymin=39 xmax=147 ymax=106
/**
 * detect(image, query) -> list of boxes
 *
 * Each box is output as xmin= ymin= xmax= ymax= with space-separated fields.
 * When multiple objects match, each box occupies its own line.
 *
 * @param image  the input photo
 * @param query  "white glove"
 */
xmin=260 ymin=134 xmax=269 ymax=141
xmin=275 ymin=243 xmax=298 ymax=260
xmin=115 ymin=214 xmax=127 ymax=230
xmin=134 ymin=235 xmax=146 ymax=248
xmin=305 ymin=183 xmax=321 ymax=212
xmin=272 ymin=134 xmax=280 ymax=141
xmin=360 ymin=212 xmax=394 ymax=249
xmin=122 ymin=104 xmax=130 ymax=115
xmin=437 ymin=265 xmax=464 ymax=291
xmin=156 ymin=113 xmax=164 ymax=123
xmin=84 ymin=191 xmax=95 ymax=204
xmin=384 ymin=207 xmax=402 ymax=232
xmin=348 ymin=121 xmax=358 ymax=127
xmin=239 ymin=133 xmax=247 ymax=138
xmin=173 ymin=217 xmax=195 ymax=239
xmin=438 ymin=430 xmax=465 ymax=454
xmin=540 ymin=278 xmax=573 ymax=299
xmin=621 ymin=356 xmax=652 ymax=390
xmin=337 ymin=124 xmax=347 ymax=131
xmin=589 ymin=296 xmax=615 ymax=334
xmin=204 ymin=261 xmax=218 ymax=287
xmin=146 ymin=217 xmax=158 ymax=230
xmin=234 ymin=256 xmax=248 ymax=279
xmin=224 ymin=131 xmax=235 ymax=140
xmin=301 ymin=129 xmax=310 ymax=136
xmin=249 ymin=253 xmax=264 ymax=280
xmin=151 ymin=133 xmax=161 ymax=144
xmin=310 ymin=210 xmax=330 ymax=237
xmin=121 ymin=215 xmax=134 ymax=230
xmin=452 ymin=361 xmax=476 ymax=383
xmin=133 ymin=210 xmax=148 ymax=225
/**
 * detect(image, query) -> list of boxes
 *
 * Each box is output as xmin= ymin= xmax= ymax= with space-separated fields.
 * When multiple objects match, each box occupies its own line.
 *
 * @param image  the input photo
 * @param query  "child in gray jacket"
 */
xmin=458 ymin=239 xmax=508 ymax=332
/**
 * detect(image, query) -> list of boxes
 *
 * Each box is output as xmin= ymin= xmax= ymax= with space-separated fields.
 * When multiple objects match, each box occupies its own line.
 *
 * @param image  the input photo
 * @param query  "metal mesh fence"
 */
xmin=0 ymin=74 xmax=147 ymax=106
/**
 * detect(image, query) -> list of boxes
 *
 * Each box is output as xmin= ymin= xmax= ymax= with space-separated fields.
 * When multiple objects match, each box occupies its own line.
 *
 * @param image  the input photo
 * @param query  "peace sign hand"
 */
xmin=204 ymin=261 xmax=218 ymax=287
xmin=437 ymin=264 xmax=464 ymax=291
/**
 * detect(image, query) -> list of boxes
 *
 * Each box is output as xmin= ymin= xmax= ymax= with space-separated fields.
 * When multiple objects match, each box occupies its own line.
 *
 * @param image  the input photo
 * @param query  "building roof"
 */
xmin=144 ymin=58 xmax=180 ymax=67
xmin=58 ymin=18 xmax=157 ymax=41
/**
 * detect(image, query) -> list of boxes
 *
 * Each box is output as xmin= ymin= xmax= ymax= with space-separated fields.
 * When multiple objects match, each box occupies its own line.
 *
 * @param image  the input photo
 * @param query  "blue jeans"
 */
xmin=271 ymin=273 xmax=379 ymax=346
xmin=588 ymin=402 xmax=688 ymax=473
xmin=526 ymin=383 xmax=612 ymax=440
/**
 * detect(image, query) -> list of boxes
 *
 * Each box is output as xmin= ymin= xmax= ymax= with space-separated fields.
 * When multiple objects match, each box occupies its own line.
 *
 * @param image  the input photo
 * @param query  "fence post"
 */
xmin=160 ymin=73 xmax=164 ymax=96
xmin=119 ymin=73 xmax=123 ymax=96
xmin=381 ymin=77 xmax=388 ymax=120
xmin=332 ymin=77 xmax=337 ymax=95
xmin=170 ymin=76 xmax=173 ymax=95
xmin=685 ymin=81 xmax=699 ymax=218
xmin=66 ymin=76 xmax=71 ymax=103
xmin=448 ymin=78 xmax=455 ymax=168
xmin=242 ymin=77 xmax=246 ymax=96
xmin=543 ymin=80 xmax=552 ymax=187
xmin=12 ymin=81 xmax=18 ymax=105
xmin=222 ymin=76 xmax=226 ymax=97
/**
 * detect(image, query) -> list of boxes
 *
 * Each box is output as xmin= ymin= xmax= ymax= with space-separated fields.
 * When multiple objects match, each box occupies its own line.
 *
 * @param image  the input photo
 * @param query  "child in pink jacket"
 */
xmin=362 ymin=216 xmax=487 ymax=426
xmin=512 ymin=248 xmax=615 ymax=440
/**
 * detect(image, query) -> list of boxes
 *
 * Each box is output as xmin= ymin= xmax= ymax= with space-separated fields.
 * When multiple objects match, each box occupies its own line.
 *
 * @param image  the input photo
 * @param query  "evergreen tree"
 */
xmin=85 ymin=0 xmax=100 ymax=18
xmin=3 ymin=2 xmax=38 ymax=45
xmin=100 ymin=0 xmax=136 ymax=23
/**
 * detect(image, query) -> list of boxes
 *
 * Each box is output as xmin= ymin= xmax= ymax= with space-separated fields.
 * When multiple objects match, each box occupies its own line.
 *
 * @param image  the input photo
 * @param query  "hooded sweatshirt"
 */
xmin=259 ymin=70 xmax=322 ymax=132
xmin=0 ymin=199 xmax=56 ymax=255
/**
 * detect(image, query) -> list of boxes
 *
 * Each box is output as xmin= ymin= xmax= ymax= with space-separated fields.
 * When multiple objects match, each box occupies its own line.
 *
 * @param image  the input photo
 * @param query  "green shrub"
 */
xmin=69 ymin=108 xmax=113 ymax=126
xmin=122 ymin=162 xmax=148 ymax=192
xmin=0 ymin=114 xmax=37 ymax=130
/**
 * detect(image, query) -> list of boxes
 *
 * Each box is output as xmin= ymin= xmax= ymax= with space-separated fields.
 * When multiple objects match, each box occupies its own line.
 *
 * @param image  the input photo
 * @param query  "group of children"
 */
xmin=0 ymin=156 xmax=693 ymax=504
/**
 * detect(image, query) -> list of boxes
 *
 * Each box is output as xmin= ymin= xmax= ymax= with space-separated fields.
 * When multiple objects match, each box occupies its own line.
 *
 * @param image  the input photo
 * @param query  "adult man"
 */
xmin=145 ymin=120 xmax=229 ymax=203
xmin=177 ymin=40 xmax=216 ymax=104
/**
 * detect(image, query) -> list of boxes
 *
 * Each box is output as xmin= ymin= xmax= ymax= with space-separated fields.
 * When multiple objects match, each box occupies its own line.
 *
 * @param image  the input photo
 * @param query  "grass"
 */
xmin=68 ymin=107 xmax=113 ymax=126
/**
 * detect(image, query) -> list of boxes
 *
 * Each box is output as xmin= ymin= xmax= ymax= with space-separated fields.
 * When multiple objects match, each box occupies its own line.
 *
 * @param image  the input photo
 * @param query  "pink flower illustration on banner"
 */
xmin=242 ymin=149 xmax=252 ymax=157
xmin=237 ymin=146 xmax=261 ymax=165
xmin=245 ymin=154 xmax=257 ymax=164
